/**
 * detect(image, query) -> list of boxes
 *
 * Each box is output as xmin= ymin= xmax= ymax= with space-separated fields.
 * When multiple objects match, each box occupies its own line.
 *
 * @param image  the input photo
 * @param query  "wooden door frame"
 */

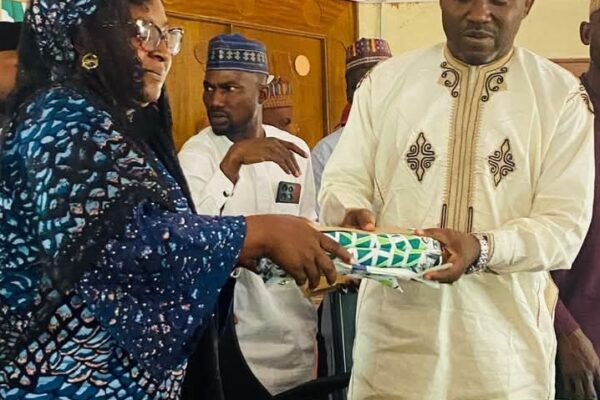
xmin=551 ymin=57 xmax=589 ymax=76
xmin=551 ymin=57 xmax=589 ymax=64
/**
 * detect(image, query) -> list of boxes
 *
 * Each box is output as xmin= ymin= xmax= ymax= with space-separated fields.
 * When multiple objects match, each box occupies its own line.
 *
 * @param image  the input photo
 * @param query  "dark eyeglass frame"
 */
xmin=134 ymin=18 xmax=184 ymax=56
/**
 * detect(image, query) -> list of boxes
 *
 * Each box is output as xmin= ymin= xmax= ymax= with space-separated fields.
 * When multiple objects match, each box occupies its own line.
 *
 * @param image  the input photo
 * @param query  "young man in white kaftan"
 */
xmin=179 ymin=34 xmax=319 ymax=396
xmin=318 ymin=1 xmax=596 ymax=399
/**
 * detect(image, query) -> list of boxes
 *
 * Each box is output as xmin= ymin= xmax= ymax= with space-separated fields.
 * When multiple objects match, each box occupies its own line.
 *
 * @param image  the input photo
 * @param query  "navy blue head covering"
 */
xmin=0 ymin=22 xmax=22 ymax=51
xmin=206 ymin=34 xmax=269 ymax=75
xmin=26 ymin=0 xmax=98 ymax=80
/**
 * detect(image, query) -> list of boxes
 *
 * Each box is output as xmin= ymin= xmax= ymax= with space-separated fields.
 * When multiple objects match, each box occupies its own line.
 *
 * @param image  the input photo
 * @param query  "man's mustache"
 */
xmin=208 ymin=109 xmax=231 ymax=119
xmin=462 ymin=23 xmax=497 ymax=38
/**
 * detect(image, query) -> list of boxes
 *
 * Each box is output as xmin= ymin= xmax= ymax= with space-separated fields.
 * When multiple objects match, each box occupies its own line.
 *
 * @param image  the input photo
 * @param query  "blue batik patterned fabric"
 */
xmin=0 ymin=84 xmax=246 ymax=399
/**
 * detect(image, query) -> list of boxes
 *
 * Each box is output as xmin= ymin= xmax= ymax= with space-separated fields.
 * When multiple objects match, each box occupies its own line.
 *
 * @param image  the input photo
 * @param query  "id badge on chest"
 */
xmin=276 ymin=181 xmax=301 ymax=204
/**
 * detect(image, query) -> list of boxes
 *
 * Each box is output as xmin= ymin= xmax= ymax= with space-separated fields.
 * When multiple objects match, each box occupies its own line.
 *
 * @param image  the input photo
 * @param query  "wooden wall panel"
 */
xmin=552 ymin=58 xmax=589 ymax=77
xmin=167 ymin=18 xmax=228 ymax=149
xmin=163 ymin=0 xmax=351 ymax=36
xmin=163 ymin=0 xmax=356 ymax=150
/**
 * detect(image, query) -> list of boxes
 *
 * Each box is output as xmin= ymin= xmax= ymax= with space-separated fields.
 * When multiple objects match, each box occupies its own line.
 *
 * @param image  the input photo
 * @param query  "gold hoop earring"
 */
xmin=81 ymin=53 xmax=99 ymax=71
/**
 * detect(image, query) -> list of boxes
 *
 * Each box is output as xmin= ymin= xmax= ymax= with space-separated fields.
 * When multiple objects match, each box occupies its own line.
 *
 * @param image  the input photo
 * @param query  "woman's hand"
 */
xmin=240 ymin=215 xmax=354 ymax=289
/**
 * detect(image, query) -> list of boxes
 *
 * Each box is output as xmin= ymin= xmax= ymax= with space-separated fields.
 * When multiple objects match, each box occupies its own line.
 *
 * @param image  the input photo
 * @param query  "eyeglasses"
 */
xmin=134 ymin=19 xmax=184 ymax=56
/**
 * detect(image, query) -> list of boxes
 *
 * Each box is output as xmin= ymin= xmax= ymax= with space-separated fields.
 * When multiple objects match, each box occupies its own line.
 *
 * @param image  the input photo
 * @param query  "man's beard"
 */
xmin=210 ymin=112 xmax=254 ymax=137
xmin=210 ymin=120 xmax=233 ymax=136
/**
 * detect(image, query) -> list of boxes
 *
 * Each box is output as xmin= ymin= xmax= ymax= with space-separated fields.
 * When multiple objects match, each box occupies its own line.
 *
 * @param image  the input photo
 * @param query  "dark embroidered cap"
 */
xmin=346 ymin=37 xmax=392 ymax=73
xmin=206 ymin=34 xmax=269 ymax=75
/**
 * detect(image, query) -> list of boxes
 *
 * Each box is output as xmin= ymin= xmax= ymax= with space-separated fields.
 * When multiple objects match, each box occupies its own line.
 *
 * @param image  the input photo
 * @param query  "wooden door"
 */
xmin=552 ymin=58 xmax=589 ymax=77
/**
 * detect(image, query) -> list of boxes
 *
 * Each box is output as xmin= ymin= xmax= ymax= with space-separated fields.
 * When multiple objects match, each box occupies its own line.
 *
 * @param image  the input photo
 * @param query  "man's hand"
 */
xmin=557 ymin=328 xmax=600 ymax=400
xmin=415 ymin=228 xmax=480 ymax=284
xmin=220 ymin=137 xmax=308 ymax=183
xmin=341 ymin=208 xmax=376 ymax=231
xmin=240 ymin=215 xmax=355 ymax=289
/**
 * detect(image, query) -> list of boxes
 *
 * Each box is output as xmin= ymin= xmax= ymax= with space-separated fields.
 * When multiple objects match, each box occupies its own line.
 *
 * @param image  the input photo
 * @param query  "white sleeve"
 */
xmin=311 ymin=142 xmax=328 ymax=201
xmin=300 ymin=149 xmax=318 ymax=222
xmin=178 ymin=144 xmax=235 ymax=216
xmin=486 ymin=89 xmax=595 ymax=274
xmin=319 ymin=76 xmax=377 ymax=225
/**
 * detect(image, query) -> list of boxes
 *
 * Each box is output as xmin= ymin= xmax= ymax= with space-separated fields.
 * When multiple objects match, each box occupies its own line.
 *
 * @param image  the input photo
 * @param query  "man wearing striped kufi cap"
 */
xmin=312 ymin=37 xmax=391 ymax=206
xmin=262 ymin=76 xmax=295 ymax=133
xmin=309 ymin=37 xmax=391 ymax=386
xmin=553 ymin=2 xmax=600 ymax=399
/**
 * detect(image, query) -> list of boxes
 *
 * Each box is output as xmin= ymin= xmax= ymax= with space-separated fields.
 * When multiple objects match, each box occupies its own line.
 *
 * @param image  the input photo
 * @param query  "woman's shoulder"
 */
xmin=24 ymin=85 xmax=111 ymax=126
xmin=14 ymin=85 xmax=120 ymax=148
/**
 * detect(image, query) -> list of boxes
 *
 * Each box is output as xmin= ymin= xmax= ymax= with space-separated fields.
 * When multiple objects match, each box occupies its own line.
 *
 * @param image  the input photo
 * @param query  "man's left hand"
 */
xmin=415 ymin=228 xmax=480 ymax=284
xmin=557 ymin=328 xmax=600 ymax=400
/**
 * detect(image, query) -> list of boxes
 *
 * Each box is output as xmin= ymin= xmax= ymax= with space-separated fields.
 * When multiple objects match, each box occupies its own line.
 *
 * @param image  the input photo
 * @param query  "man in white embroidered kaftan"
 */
xmin=318 ymin=1 xmax=596 ymax=399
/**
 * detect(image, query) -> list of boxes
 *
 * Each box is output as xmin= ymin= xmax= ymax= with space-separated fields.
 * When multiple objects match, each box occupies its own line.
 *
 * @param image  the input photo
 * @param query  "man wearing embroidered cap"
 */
xmin=552 ymin=2 xmax=600 ymax=399
xmin=310 ymin=37 xmax=392 ymax=382
xmin=311 ymin=38 xmax=391 ymax=203
xmin=179 ymin=34 xmax=320 ymax=396
xmin=320 ymin=0 xmax=595 ymax=398
xmin=344 ymin=37 xmax=392 ymax=102
xmin=262 ymin=76 xmax=295 ymax=133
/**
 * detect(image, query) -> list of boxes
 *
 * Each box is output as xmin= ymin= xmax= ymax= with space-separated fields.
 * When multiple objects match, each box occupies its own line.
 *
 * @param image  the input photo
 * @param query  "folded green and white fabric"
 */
xmin=257 ymin=229 xmax=444 ymax=290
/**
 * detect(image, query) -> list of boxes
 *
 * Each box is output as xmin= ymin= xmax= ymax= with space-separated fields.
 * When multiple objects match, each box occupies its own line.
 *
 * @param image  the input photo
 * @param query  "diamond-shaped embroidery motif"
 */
xmin=406 ymin=132 xmax=436 ymax=182
xmin=488 ymin=138 xmax=516 ymax=187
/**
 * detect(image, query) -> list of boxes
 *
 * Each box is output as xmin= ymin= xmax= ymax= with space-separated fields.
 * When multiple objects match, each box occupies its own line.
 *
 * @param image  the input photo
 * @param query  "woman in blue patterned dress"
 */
xmin=0 ymin=0 xmax=351 ymax=398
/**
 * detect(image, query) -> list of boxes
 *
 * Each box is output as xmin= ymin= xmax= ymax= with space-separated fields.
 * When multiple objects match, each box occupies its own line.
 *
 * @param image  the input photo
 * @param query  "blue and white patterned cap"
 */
xmin=206 ymin=34 xmax=269 ymax=75
xmin=26 ymin=0 xmax=98 ymax=80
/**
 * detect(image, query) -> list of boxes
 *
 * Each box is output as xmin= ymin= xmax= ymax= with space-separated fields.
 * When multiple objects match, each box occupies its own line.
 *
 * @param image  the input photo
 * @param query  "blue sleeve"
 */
xmin=0 ymin=86 xmax=247 ymax=376
xmin=77 ymin=202 xmax=246 ymax=379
